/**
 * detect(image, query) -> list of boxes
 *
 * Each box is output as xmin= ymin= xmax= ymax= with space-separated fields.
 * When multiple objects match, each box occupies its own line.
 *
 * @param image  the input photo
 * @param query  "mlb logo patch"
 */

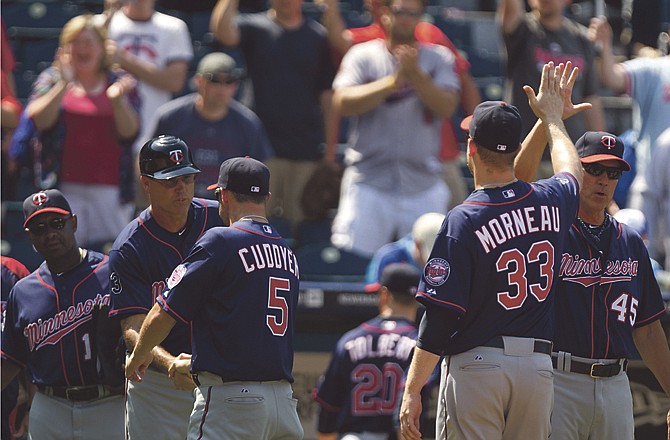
xmin=497 ymin=144 xmax=507 ymax=151
xmin=250 ymin=186 xmax=260 ymax=193
xmin=502 ymin=189 xmax=515 ymax=198
xmin=262 ymin=225 xmax=272 ymax=234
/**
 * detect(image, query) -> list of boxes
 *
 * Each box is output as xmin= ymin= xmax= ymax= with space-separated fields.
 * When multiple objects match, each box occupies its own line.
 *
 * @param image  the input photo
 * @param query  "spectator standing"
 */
xmin=125 ymin=157 xmax=303 ymax=440
xmin=318 ymin=0 xmax=480 ymax=208
xmin=1 ymin=189 xmax=124 ymax=439
xmin=314 ymin=263 xmax=420 ymax=439
xmin=589 ymin=17 xmax=670 ymax=265
xmin=329 ymin=0 xmax=460 ymax=257
xmin=1 ymin=256 xmax=30 ymax=440
xmin=211 ymin=0 xmax=337 ymax=230
xmin=105 ymin=0 xmax=193 ymax=155
xmin=516 ymin=128 xmax=670 ymax=439
xmin=1 ymin=19 xmax=22 ymax=202
xmin=108 ymin=136 xmax=222 ymax=439
xmin=25 ymin=15 xmax=140 ymax=248
xmin=365 ymin=212 xmax=445 ymax=291
xmin=399 ymin=62 xmax=584 ymax=440
xmin=497 ymin=0 xmax=606 ymax=143
xmin=149 ymin=52 xmax=274 ymax=198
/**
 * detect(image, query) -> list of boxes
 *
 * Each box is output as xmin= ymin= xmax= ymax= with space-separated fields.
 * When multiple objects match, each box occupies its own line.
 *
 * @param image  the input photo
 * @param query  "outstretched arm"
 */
xmin=211 ymin=0 xmax=242 ymax=47
xmin=588 ymin=17 xmax=627 ymax=94
xmin=633 ymin=320 xmax=670 ymax=397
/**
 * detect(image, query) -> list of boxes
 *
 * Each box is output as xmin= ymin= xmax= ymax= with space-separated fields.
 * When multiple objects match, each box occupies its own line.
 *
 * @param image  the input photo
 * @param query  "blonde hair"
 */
xmin=59 ymin=14 xmax=110 ymax=72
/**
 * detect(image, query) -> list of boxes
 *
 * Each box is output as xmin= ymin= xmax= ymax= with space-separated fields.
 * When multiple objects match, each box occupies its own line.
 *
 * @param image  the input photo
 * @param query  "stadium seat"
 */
xmin=294 ymin=242 xmax=370 ymax=281
xmin=3 ymin=1 xmax=82 ymax=29
xmin=296 ymin=218 xmax=333 ymax=248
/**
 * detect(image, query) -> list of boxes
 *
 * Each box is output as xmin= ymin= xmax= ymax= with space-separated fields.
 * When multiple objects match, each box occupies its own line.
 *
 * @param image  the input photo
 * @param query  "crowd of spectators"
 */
xmin=2 ymin=0 xmax=669 ymax=275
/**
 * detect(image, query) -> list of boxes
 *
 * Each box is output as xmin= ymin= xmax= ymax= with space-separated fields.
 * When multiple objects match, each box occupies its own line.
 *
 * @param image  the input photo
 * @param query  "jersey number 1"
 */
xmin=496 ymin=240 xmax=555 ymax=310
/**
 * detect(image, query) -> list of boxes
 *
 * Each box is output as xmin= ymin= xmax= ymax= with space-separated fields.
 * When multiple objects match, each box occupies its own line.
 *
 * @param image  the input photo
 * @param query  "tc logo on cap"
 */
xmin=600 ymin=135 xmax=617 ymax=149
xmin=32 ymin=192 xmax=48 ymax=206
xmin=169 ymin=150 xmax=184 ymax=164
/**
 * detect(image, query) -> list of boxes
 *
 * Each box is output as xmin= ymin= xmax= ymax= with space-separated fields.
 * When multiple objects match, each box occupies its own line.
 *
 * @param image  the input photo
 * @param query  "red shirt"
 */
xmin=60 ymin=85 xmax=121 ymax=185
xmin=347 ymin=22 xmax=470 ymax=160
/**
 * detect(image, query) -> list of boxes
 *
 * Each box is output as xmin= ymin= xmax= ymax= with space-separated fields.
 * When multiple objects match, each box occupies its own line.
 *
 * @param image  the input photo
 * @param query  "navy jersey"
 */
xmin=554 ymin=216 xmax=666 ymax=359
xmin=314 ymin=316 xmax=418 ymax=435
xmin=417 ymin=174 xmax=580 ymax=355
xmin=158 ymin=219 xmax=299 ymax=382
xmin=108 ymin=199 xmax=222 ymax=356
xmin=1 ymin=251 xmax=112 ymax=386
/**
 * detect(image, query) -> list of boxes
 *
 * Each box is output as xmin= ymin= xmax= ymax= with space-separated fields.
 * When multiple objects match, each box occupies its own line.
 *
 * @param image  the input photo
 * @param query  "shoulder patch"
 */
xmin=167 ymin=264 xmax=187 ymax=289
xmin=424 ymin=258 xmax=450 ymax=286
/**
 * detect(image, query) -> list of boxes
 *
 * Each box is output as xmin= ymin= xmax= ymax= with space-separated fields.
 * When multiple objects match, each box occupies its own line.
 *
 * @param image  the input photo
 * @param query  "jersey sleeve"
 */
xmin=632 ymin=240 xmax=666 ymax=327
xmin=158 ymin=233 xmax=223 ymax=323
xmin=332 ymin=43 xmax=370 ymax=89
xmin=108 ymin=247 xmax=154 ymax=318
xmin=1 ymin=287 xmax=29 ymax=368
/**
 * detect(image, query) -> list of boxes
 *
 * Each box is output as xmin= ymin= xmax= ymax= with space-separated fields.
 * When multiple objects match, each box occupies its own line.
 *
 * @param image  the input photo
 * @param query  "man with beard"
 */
xmin=329 ymin=0 xmax=460 ymax=257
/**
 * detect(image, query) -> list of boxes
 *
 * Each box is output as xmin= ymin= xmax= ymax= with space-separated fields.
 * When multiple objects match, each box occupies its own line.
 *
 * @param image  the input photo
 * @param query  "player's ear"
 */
xmin=467 ymin=139 xmax=477 ymax=157
xmin=71 ymin=214 xmax=78 ymax=233
xmin=139 ymin=176 xmax=151 ymax=196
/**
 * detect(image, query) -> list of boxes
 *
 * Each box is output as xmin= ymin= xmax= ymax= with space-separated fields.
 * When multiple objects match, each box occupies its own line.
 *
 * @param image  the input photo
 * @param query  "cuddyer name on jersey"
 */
xmin=24 ymin=293 xmax=111 ymax=352
xmin=475 ymin=205 xmax=560 ymax=254
xmin=238 ymin=243 xmax=299 ymax=277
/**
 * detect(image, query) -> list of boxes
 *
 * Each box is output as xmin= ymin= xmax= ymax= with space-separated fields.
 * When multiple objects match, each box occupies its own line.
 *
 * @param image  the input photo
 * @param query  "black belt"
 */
xmin=38 ymin=384 xmax=124 ymax=402
xmin=551 ymin=355 xmax=627 ymax=378
xmin=482 ymin=336 xmax=553 ymax=355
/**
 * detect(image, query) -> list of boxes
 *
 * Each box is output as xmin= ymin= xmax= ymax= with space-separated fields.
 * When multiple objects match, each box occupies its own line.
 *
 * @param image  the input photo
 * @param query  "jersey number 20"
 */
xmin=496 ymin=240 xmax=555 ymax=310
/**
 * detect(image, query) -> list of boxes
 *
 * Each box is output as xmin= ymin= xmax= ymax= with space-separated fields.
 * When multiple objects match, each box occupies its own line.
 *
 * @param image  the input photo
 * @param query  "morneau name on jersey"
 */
xmin=475 ymin=206 xmax=560 ymax=254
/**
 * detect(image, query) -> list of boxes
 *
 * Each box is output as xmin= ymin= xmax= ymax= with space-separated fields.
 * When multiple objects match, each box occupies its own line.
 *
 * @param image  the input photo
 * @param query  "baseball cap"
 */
xmin=460 ymin=101 xmax=522 ymax=154
xmin=380 ymin=263 xmax=420 ymax=297
xmin=23 ymin=189 xmax=72 ymax=228
xmin=207 ymin=156 xmax=270 ymax=196
xmin=196 ymin=53 xmax=245 ymax=81
xmin=139 ymin=135 xmax=200 ymax=180
xmin=412 ymin=212 xmax=445 ymax=260
xmin=575 ymin=131 xmax=630 ymax=170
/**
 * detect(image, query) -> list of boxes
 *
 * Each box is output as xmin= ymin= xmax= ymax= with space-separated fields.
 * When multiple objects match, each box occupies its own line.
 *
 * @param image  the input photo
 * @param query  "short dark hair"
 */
xmin=229 ymin=191 xmax=267 ymax=204
xmin=477 ymin=145 xmax=517 ymax=169
xmin=388 ymin=288 xmax=418 ymax=306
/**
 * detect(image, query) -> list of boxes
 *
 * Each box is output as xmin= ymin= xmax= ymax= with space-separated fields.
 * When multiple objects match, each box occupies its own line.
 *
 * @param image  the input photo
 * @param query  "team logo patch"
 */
xmin=169 ymin=149 xmax=184 ymax=164
xmin=167 ymin=264 xmax=187 ymax=289
xmin=600 ymin=135 xmax=617 ymax=149
xmin=424 ymin=258 xmax=450 ymax=286
xmin=32 ymin=192 xmax=48 ymax=205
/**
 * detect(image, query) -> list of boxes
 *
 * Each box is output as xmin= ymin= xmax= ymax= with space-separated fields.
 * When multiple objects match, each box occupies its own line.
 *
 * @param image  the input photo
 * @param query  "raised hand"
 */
xmin=559 ymin=60 xmax=592 ymax=121
xmin=54 ymin=47 xmax=75 ymax=84
xmin=523 ymin=61 xmax=564 ymax=123
xmin=106 ymin=73 xmax=136 ymax=100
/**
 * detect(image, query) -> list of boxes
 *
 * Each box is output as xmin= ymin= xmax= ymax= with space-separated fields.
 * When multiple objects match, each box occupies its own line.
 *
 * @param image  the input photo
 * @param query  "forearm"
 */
xmin=320 ymin=89 xmax=338 ymax=162
xmin=26 ymin=80 xmax=69 ymax=131
xmin=110 ymin=97 xmax=139 ymax=140
xmin=458 ymin=73 xmax=481 ymax=114
xmin=404 ymin=347 xmax=440 ymax=397
xmin=335 ymin=76 xmax=397 ymax=116
xmin=545 ymin=119 xmax=582 ymax=184
xmin=321 ymin=3 xmax=351 ymax=55
xmin=122 ymin=309 xmax=177 ymax=374
xmin=211 ymin=0 xmax=241 ymax=46
xmin=514 ymin=119 xmax=546 ymax=181
xmin=115 ymin=54 xmax=188 ymax=93
xmin=132 ymin=304 xmax=177 ymax=371
xmin=597 ymin=47 xmax=626 ymax=94
xmin=633 ymin=321 xmax=670 ymax=397
xmin=582 ymin=95 xmax=606 ymax=132
xmin=496 ymin=0 xmax=523 ymax=35
xmin=410 ymin=70 xmax=458 ymax=118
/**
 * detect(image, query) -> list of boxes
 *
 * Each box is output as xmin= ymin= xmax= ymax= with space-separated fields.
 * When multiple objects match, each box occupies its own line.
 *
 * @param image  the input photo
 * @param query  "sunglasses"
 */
xmin=25 ymin=215 xmax=72 ymax=235
xmin=582 ymin=163 xmax=623 ymax=180
xmin=391 ymin=7 xmax=422 ymax=18
xmin=202 ymin=72 xmax=240 ymax=85
xmin=149 ymin=174 xmax=196 ymax=188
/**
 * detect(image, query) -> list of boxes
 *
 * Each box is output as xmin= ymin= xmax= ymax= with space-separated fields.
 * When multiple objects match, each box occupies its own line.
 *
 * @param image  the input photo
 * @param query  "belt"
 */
xmin=552 ymin=354 xmax=627 ymax=378
xmin=38 ymin=384 xmax=124 ymax=402
xmin=482 ymin=336 xmax=553 ymax=355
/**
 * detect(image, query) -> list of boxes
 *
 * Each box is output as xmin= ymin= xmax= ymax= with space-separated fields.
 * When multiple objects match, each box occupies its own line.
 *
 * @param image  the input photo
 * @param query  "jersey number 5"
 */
xmin=496 ymin=240 xmax=555 ymax=310
xmin=267 ymin=277 xmax=290 ymax=336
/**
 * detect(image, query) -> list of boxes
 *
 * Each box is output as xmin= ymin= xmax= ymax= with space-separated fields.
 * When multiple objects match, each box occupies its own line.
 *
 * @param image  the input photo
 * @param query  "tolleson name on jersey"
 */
xmin=238 ymin=243 xmax=299 ymax=277
xmin=24 ymin=293 xmax=111 ymax=352
xmin=344 ymin=333 xmax=416 ymax=363
xmin=475 ymin=206 xmax=560 ymax=254
xmin=560 ymin=253 xmax=638 ymax=286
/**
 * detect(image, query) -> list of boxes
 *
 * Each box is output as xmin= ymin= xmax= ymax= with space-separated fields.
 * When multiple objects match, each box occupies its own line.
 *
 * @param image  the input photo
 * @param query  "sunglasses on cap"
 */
xmin=25 ymin=215 xmax=72 ymax=235
xmin=582 ymin=163 xmax=623 ymax=180
xmin=148 ymin=174 xmax=196 ymax=188
xmin=201 ymin=72 xmax=240 ymax=85
xmin=391 ymin=7 xmax=422 ymax=18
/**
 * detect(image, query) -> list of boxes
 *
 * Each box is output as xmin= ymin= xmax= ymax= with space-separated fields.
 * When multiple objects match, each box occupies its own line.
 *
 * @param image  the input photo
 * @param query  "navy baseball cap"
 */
xmin=575 ymin=131 xmax=630 ymax=170
xmin=207 ymin=157 xmax=270 ymax=196
xmin=140 ymin=135 xmax=200 ymax=180
xmin=380 ymin=263 xmax=420 ymax=297
xmin=460 ymin=101 xmax=522 ymax=154
xmin=23 ymin=189 xmax=72 ymax=228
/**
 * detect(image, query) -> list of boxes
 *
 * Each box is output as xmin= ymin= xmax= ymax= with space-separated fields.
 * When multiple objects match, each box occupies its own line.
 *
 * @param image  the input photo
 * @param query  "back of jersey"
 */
xmin=417 ymin=175 xmax=579 ymax=354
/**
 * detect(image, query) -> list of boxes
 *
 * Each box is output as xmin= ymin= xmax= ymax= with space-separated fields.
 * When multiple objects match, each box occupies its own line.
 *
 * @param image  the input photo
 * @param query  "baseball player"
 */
xmin=400 ymin=62 xmax=584 ymax=440
xmin=1 ymin=190 xmax=124 ymax=439
xmin=314 ymin=263 xmax=420 ymax=440
xmin=108 ymin=135 xmax=223 ymax=439
xmin=1 ymin=256 xmax=30 ymax=440
xmin=515 ymin=130 xmax=670 ymax=439
xmin=125 ymin=157 xmax=303 ymax=440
